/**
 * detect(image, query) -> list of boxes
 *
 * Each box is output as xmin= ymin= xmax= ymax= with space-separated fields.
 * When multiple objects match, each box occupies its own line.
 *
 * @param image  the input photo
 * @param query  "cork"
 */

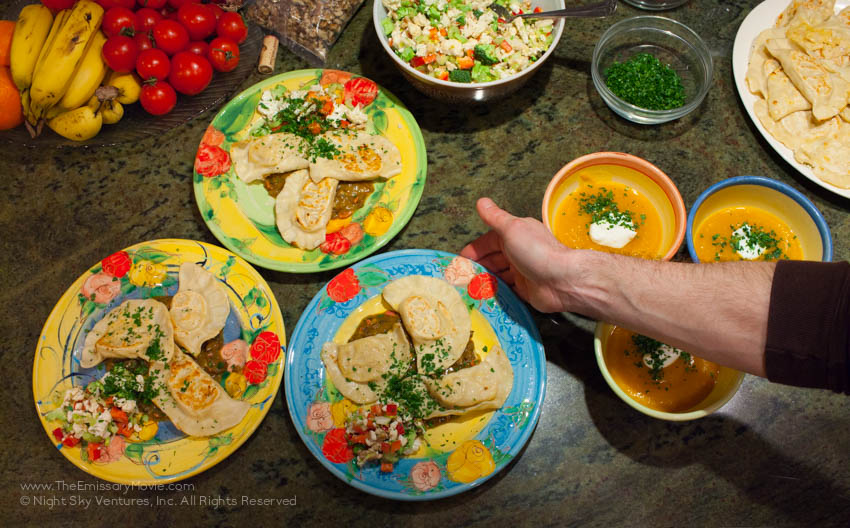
xmin=258 ymin=35 xmax=279 ymax=74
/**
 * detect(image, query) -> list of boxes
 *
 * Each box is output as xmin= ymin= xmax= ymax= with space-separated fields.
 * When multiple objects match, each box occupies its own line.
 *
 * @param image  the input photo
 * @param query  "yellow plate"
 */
xmin=33 ymin=239 xmax=286 ymax=484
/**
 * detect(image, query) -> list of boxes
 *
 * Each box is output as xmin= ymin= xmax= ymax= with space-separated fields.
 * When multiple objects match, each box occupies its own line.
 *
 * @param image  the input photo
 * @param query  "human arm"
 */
xmin=460 ymin=198 xmax=776 ymax=376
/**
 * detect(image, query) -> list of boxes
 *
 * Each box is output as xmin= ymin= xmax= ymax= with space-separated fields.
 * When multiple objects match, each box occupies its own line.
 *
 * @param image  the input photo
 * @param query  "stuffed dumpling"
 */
xmin=230 ymin=133 xmax=309 ymax=184
xmin=80 ymin=299 xmax=174 ymax=368
xmin=170 ymin=263 xmax=231 ymax=357
xmin=275 ymin=169 xmax=338 ymax=250
xmin=425 ymin=346 xmax=514 ymax=418
xmin=309 ymin=132 xmax=402 ymax=183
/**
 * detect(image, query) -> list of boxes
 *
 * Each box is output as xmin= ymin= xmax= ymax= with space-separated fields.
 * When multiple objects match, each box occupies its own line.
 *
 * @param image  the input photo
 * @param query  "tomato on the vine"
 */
xmin=102 ymin=35 xmax=139 ymax=73
xmin=207 ymin=37 xmax=239 ymax=73
xmin=134 ymin=8 xmax=163 ymax=33
xmin=140 ymin=80 xmax=177 ymax=115
xmin=136 ymin=48 xmax=170 ymax=81
xmin=102 ymin=7 xmax=136 ymax=38
xmin=96 ymin=0 xmax=135 ymax=10
xmin=40 ymin=0 xmax=75 ymax=10
xmin=137 ymin=0 xmax=166 ymax=8
xmin=176 ymin=3 xmax=216 ymax=41
xmin=167 ymin=0 xmax=197 ymax=9
xmin=216 ymin=12 xmax=247 ymax=44
xmin=186 ymin=41 xmax=209 ymax=56
xmin=168 ymin=51 xmax=212 ymax=95
xmin=134 ymin=31 xmax=155 ymax=52
xmin=152 ymin=19 xmax=189 ymax=55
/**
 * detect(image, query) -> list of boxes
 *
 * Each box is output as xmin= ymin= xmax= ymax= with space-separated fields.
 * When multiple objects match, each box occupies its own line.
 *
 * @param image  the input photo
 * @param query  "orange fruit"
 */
xmin=0 ymin=20 xmax=14 ymax=67
xmin=0 ymin=66 xmax=23 ymax=130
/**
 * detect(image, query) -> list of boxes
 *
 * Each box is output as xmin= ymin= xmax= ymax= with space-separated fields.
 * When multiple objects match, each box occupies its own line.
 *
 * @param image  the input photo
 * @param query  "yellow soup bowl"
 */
xmin=543 ymin=152 xmax=686 ymax=261
xmin=594 ymin=322 xmax=744 ymax=421
xmin=687 ymin=176 xmax=832 ymax=263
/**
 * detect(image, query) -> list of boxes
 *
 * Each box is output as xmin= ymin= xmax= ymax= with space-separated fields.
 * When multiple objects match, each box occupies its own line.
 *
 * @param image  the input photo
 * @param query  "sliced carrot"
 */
xmin=110 ymin=407 xmax=128 ymax=424
xmin=466 ymin=48 xmax=474 ymax=58
xmin=458 ymin=56 xmax=474 ymax=69
xmin=500 ymin=40 xmax=512 ymax=53
xmin=321 ymin=99 xmax=335 ymax=116
xmin=422 ymin=53 xmax=437 ymax=65
xmin=439 ymin=28 xmax=447 ymax=36
xmin=380 ymin=461 xmax=394 ymax=473
xmin=437 ymin=70 xmax=449 ymax=80
xmin=429 ymin=27 xmax=439 ymax=40
xmin=307 ymin=121 xmax=322 ymax=135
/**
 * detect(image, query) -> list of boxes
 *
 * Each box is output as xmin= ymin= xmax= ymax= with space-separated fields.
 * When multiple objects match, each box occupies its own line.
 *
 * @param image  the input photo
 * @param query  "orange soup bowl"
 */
xmin=542 ymin=152 xmax=687 ymax=261
xmin=595 ymin=322 xmax=745 ymax=420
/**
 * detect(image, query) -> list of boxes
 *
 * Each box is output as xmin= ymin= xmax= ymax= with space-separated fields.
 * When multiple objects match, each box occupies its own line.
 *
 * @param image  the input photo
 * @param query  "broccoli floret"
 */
xmin=449 ymin=69 xmax=472 ymax=83
xmin=474 ymin=44 xmax=499 ymax=66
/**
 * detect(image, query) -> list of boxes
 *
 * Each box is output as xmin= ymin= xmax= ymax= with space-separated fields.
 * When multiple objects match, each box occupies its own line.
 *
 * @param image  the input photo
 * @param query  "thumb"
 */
xmin=476 ymin=197 xmax=516 ymax=235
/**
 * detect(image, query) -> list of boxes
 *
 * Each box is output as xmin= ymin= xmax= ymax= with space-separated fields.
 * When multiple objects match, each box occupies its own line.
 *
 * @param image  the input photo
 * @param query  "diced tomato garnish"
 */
xmin=104 ymin=396 xmax=114 ymax=406
xmin=385 ymin=403 xmax=398 ymax=416
xmin=349 ymin=433 xmax=367 ymax=445
xmin=396 ymin=423 xmax=405 ymax=435
xmin=534 ymin=6 xmax=542 ymax=13
xmin=371 ymin=404 xmax=383 ymax=416
xmin=52 ymin=427 xmax=64 ymax=442
xmin=390 ymin=440 xmax=402 ymax=453
xmin=87 ymin=443 xmax=102 ymax=462
xmin=466 ymin=49 xmax=474 ymax=58
xmin=117 ymin=423 xmax=134 ymax=437
xmin=307 ymin=121 xmax=322 ymax=135
xmin=380 ymin=461 xmax=394 ymax=473
xmin=62 ymin=436 xmax=80 ymax=448
xmin=500 ymin=40 xmax=512 ymax=53
xmin=381 ymin=442 xmax=390 ymax=454
xmin=410 ymin=56 xmax=425 ymax=68
xmin=498 ymin=17 xmax=505 ymax=23
xmin=110 ymin=407 xmax=128 ymax=424
xmin=320 ymin=99 xmax=335 ymax=116
xmin=339 ymin=119 xmax=350 ymax=128
xmin=366 ymin=417 xmax=374 ymax=429
xmin=352 ymin=423 xmax=365 ymax=434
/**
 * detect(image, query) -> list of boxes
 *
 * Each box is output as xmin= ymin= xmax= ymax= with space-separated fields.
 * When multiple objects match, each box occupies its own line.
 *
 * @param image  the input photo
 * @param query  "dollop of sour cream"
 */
xmin=589 ymin=219 xmax=637 ymax=249
xmin=732 ymin=223 xmax=765 ymax=260
xmin=643 ymin=344 xmax=683 ymax=369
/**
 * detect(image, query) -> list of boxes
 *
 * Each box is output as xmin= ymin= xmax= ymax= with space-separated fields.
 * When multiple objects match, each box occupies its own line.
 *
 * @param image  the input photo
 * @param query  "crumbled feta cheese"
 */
xmin=344 ymin=105 xmax=369 ymax=126
xmin=257 ymin=90 xmax=283 ymax=121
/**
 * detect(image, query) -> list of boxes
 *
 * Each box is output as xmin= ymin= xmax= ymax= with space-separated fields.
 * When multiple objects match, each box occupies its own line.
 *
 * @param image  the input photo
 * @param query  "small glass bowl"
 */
xmin=622 ymin=0 xmax=690 ymax=10
xmin=591 ymin=16 xmax=713 ymax=124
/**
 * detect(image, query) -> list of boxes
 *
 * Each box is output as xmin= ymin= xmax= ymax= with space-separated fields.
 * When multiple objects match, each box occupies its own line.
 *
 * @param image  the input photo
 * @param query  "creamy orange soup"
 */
xmin=552 ymin=179 xmax=664 ymax=259
xmin=604 ymin=326 xmax=720 ymax=413
xmin=693 ymin=206 xmax=802 ymax=262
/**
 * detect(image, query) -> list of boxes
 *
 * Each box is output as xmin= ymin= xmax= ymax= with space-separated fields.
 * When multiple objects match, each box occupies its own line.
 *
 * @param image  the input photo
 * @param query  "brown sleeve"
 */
xmin=765 ymin=260 xmax=850 ymax=393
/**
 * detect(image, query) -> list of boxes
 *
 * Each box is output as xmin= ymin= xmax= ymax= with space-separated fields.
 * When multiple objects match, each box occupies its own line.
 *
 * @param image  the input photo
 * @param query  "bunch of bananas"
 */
xmin=9 ymin=1 xmax=136 ymax=141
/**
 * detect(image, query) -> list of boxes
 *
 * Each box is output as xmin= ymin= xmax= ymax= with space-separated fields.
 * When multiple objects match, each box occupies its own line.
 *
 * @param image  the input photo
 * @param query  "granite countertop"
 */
xmin=2 ymin=0 xmax=849 ymax=525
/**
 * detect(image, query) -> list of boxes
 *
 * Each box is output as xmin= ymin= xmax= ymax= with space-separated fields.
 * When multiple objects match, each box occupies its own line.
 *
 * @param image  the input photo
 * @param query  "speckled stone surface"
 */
xmin=2 ymin=0 xmax=849 ymax=525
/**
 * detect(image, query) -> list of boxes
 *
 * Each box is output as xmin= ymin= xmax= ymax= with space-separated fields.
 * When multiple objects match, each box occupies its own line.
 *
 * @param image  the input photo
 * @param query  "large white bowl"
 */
xmin=373 ymin=0 xmax=566 ymax=103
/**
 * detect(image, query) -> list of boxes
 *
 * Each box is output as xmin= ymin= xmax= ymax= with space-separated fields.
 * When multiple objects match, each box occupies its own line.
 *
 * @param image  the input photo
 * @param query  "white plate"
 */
xmin=731 ymin=0 xmax=850 ymax=199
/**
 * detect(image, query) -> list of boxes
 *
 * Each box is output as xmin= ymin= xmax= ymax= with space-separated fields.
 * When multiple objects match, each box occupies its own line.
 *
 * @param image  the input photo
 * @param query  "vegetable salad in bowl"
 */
xmin=381 ymin=0 xmax=555 ymax=83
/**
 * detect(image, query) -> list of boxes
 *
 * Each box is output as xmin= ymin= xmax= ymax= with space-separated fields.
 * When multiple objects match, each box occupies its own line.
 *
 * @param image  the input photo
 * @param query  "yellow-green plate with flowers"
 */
xmin=33 ymin=239 xmax=286 ymax=484
xmin=193 ymin=69 xmax=427 ymax=273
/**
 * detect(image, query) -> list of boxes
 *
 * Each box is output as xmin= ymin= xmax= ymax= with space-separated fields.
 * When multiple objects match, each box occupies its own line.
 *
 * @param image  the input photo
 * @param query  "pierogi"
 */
xmin=382 ymin=276 xmax=472 ymax=375
xmin=152 ymin=350 xmax=250 ymax=436
xmin=321 ymin=323 xmax=412 ymax=404
xmin=170 ymin=263 xmax=231 ymax=357
xmin=746 ymin=0 xmax=850 ymax=187
xmin=274 ymin=169 xmax=339 ymax=250
xmin=424 ymin=346 xmax=514 ymax=418
xmin=81 ymin=299 xmax=175 ymax=368
xmin=230 ymin=133 xmax=309 ymax=184
xmin=309 ymin=132 xmax=402 ymax=183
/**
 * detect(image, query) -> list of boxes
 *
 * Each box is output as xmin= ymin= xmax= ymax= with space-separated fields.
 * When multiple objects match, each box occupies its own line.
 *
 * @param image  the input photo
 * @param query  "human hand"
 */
xmin=460 ymin=198 xmax=575 ymax=313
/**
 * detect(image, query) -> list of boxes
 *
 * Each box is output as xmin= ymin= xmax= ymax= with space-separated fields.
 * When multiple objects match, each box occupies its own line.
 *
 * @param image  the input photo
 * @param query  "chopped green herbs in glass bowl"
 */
xmin=592 ymin=16 xmax=712 ymax=124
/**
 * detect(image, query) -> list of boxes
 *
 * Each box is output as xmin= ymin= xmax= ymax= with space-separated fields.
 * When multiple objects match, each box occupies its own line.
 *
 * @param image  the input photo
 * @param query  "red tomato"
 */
xmin=152 ymin=19 xmax=189 ymax=55
xmin=168 ymin=51 xmax=212 ymax=95
xmin=102 ymin=35 xmax=139 ymax=73
xmin=186 ymin=40 xmax=208 ymax=56
xmin=176 ymin=3 xmax=216 ymax=41
xmin=140 ymin=80 xmax=177 ymax=115
xmin=207 ymin=36 xmax=239 ymax=72
xmin=134 ymin=8 xmax=163 ymax=33
xmin=137 ymin=0 xmax=166 ymax=8
xmin=40 ymin=0 xmax=76 ymax=9
xmin=216 ymin=11 xmax=247 ymax=44
xmin=167 ymin=0 xmax=197 ymax=9
xmin=136 ymin=48 xmax=170 ymax=81
xmin=208 ymin=3 xmax=223 ymax=20
xmin=134 ymin=31 xmax=155 ymax=52
xmin=95 ymin=0 xmax=135 ymax=9
xmin=102 ymin=7 xmax=136 ymax=38
xmin=343 ymin=77 xmax=378 ymax=107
